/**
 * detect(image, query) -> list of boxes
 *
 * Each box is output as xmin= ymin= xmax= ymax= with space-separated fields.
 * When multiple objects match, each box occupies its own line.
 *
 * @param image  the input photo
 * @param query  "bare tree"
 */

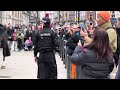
xmin=22 ymin=11 xmax=40 ymax=27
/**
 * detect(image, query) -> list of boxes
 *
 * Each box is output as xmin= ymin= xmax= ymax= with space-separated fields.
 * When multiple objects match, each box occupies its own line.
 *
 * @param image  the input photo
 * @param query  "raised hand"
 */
xmin=80 ymin=29 xmax=88 ymax=37
xmin=77 ymin=40 xmax=82 ymax=46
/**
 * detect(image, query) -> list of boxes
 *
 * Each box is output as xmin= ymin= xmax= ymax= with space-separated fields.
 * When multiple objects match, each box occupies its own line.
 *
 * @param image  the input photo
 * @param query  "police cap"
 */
xmin=41 ymin=17 xmax=51 ymax=24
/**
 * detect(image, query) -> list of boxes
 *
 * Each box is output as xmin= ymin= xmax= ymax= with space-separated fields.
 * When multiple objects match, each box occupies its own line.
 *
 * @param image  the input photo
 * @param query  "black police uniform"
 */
xmin=34 ymin=17 xmax=59 ymax=79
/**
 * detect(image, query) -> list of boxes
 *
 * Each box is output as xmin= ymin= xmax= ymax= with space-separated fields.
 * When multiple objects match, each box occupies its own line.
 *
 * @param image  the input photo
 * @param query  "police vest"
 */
xmin=38 ymin=30 xmax=54 ymax=50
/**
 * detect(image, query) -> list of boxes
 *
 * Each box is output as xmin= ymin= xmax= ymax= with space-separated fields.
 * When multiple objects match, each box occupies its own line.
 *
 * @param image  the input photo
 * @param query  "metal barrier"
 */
xmin=62 ymin=40 xmax=65 ymax=64
xmin=59 ymin=39 xmax=80 ymax=79
xmin=59 ymin=38 xmax=63 ymax=58
xmin=76 ymin=66 xmax=80 ymax=79
xmin=67 ymin=55 xmax=72 ymax=79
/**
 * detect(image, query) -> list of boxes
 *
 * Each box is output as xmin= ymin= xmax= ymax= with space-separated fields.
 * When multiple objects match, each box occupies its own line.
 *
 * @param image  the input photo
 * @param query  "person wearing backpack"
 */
xmin=80 ymin=11 xmax=118 ymax=79
xmin=71 ymin=29 xmax=114 ymax=79
xmin=115 ymin=18 xmax=120 ymax=79
xmin=80 ymin=11 xmax=118 ymax=68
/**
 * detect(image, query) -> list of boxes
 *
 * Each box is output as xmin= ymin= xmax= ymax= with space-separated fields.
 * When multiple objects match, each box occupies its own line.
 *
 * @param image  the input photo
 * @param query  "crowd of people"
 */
xmin=5 ymin=23 xmax=43 ymax=51
xmin=2 ymin=11 xmax=120 ymax=79
xmin=51 ymin=11 xmax=120 ymax=79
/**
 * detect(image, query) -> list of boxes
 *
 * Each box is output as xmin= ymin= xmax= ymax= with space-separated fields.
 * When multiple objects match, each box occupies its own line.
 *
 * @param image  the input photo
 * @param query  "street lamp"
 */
xmin=78 ymin=11 xmax=80 ymax=23
xmin=59 ymin=11 xmax=60 ymax=23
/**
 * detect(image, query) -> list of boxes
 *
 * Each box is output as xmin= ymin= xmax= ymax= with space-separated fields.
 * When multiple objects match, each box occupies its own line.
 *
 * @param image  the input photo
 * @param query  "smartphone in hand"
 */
xmin=78 ymin=40 xmax=82 ymax=46
xmin=80 ymin=23 xmax=86 ymax=32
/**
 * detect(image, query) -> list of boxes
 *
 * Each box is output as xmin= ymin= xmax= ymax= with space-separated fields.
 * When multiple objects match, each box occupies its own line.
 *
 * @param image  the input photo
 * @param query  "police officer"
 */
xmin=34 ymin=17 xmax=59 ymax=79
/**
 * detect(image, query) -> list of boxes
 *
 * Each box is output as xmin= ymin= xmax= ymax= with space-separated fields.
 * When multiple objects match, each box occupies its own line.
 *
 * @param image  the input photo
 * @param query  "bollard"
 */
xmin=62 ymin=40 xmax=64 ymax=62
xmin=60 ymin=39 xmax=63 ymax=60
xmin=65 ymin=51 xmax=68 ymax=69
xmin=64 ymin=40 xmax=68 ymax=69
xmin=67 ymin=55 xmax=72 ymax=79
xmin=58 ymin=38 xmax=61 ymax=57
xmin=71 ymin=64 xmax=76 ymax=79
xmin=63 ymin=40 xmax=66 ymax=65
xmin=76 ymin=66 xmax=81 ymax=79
xmin=59 ymin=38 xmax=62 ymax=58
xmin=14 ymin=41 xmax=15 ymax=51
xmin=64 ymin=46 xmax=67 ymax=69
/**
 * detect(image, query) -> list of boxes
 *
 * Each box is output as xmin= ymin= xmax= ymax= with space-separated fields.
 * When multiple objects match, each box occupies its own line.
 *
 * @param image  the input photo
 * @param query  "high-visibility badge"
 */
xmin=75 ymin=18 xmax=78 ymax=21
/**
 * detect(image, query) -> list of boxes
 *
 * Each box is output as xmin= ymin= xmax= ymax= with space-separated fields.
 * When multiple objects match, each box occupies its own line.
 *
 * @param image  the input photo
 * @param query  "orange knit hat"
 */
xmin=97 ymin=11 xmax=110 ymax=22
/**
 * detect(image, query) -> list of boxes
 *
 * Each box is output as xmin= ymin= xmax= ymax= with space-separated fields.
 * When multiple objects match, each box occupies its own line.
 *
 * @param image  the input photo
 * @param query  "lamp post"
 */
xmin=58 ymin=11 xmax=60 ymax=23
xmin=78 ymin=11 xmax=80 ymax=23
xmin=76 ymin=11 xmax=77 ymax=23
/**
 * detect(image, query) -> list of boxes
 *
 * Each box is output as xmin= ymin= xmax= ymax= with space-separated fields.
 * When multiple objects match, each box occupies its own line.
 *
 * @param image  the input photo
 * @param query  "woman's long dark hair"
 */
xmin=89 ymin=29 xmax=113 ymax=61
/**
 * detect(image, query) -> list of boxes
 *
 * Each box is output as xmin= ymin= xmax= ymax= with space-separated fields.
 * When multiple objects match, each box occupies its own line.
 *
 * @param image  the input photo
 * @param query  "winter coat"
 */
xmin=85 ymin=22 xmax=117 ymax=52
xmin=70 ymin=45 xmax=114 ymax=79
xmin=17 ymin=32 xmax=24 ymax=45
xmin=66 ymin=31 xmax=84 ymax=56
xmin=101 ymin=22 xmax=117 ymax=52
xmin=0 ymin=29 xmax=10 ymax=57
xmin=7 ymin=28 xmax=14 ymax=41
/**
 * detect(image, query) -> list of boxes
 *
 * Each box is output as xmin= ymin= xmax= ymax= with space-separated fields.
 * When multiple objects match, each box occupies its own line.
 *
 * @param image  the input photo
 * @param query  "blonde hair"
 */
xmin=69 ymin=26 xmax=73 ymax=35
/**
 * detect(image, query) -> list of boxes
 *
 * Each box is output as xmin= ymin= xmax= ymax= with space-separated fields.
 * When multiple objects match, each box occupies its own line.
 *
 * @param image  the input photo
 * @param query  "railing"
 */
xmin=59 ymin=38 xmax=80 ymax=79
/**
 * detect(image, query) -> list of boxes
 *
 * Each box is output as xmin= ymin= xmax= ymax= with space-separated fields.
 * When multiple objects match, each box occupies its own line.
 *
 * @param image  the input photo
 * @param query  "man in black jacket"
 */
xmin=34 ymin=17 xmax=59 ymax=79
xmin=7 ymin=24 xmax=14 ymax=50
xmin=66 ymin=25 xmax=84 ymax=56
xmin=63 ymin=26 xmax=72 ymax=40
xmin=0 ymin=24 xmax=10 ymax=69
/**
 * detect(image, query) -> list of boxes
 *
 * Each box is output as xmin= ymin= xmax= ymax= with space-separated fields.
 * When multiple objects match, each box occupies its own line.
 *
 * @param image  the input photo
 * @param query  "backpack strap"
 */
xmin=106 ymin=27 xmax=120 ymax=55
xmin=105 ymin=27 xmax=118 ymax=36
xmin=105 ymin=27 xmax=114 ymax=31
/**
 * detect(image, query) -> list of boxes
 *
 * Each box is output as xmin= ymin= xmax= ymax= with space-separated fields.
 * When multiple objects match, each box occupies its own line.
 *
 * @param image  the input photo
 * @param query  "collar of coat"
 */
xmin=99 ymin=22 xmax=112 ymax=30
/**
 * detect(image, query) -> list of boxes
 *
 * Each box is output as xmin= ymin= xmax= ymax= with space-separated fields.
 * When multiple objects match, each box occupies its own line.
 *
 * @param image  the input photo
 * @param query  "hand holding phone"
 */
xmin=80 ymin=23 xmax=86 ymax=32
xmin=78 ymin=40 xmax=82 ymax=46
xmin=80 ymin=28 xmax=88 ymax=37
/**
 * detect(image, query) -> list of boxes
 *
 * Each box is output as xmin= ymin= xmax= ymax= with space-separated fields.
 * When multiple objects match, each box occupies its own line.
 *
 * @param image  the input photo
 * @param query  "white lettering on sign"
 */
xmin=41 ymin=33 xmax=51 ymax=36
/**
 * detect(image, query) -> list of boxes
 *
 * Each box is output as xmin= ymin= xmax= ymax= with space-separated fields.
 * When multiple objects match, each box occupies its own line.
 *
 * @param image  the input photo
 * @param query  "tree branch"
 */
xmin=22 ymin=11 xmax=40 ymax=26
xmin=22 ymin=11 xmax=36 ymax=19
xmin=31 ymin=11 xmax=37 ymax=19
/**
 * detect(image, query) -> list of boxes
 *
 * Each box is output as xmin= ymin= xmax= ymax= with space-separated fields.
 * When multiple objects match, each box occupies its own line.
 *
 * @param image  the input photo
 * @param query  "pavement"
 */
xmin=0 ymin=48 xmax=117 ymax=79
xmin=0 ymin=49 xmax=67 ymax=79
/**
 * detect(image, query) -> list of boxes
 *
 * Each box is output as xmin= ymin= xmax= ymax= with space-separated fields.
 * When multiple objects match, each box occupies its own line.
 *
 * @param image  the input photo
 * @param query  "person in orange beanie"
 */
xmin=81 ymin=11 xmax=117 ymax=53
xmin=80 ymin=11 xmax=118 ymax=72
xmin=97 ymin=11 xmax=110 ymax=22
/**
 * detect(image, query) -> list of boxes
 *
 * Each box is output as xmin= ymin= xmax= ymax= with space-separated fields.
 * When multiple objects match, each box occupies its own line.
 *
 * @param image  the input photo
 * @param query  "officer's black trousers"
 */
xmin=37 ymin=61 xmax=57 ymax=79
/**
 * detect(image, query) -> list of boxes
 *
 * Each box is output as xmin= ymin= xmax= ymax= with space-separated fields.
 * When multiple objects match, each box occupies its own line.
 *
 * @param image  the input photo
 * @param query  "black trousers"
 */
xmin=17 ymin=38 xmax=22 ymax=50
xmin=37 ymin=61 xmax=57 ymax=79
xmin=113 ymin=52 xmax=119 ymax=67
